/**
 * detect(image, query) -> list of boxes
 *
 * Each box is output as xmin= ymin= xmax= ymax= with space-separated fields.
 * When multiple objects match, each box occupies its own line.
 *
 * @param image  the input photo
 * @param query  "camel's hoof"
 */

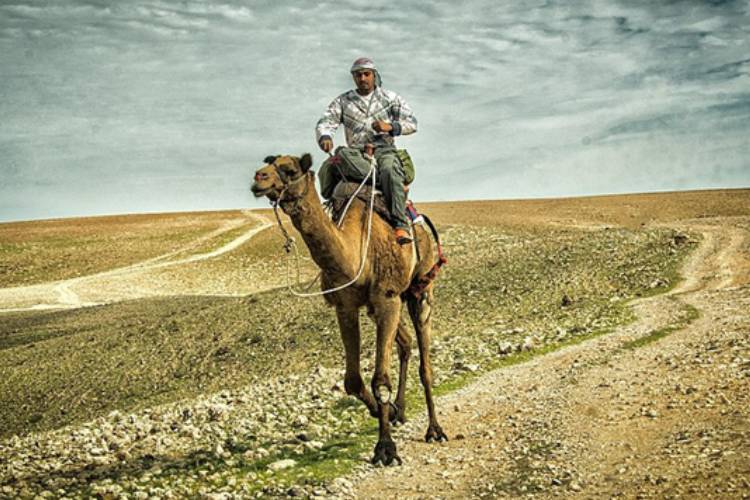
xmin=425 ymin=424 xmax=449 ymax=443
xmin=371 ymin=439 xmax=402 ymax=466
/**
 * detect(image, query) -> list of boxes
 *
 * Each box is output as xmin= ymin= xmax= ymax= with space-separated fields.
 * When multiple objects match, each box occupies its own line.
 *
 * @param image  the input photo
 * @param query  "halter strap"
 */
xmin=270 ymin=164 xmax=312 ymax=215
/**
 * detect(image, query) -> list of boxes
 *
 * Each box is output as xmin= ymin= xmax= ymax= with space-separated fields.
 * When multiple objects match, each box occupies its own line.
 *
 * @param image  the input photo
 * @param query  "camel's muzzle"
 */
xmin=250 ymin=182 xmax=272 ymax=198
xmin=251 ymin=169 xmax=275 ymax=198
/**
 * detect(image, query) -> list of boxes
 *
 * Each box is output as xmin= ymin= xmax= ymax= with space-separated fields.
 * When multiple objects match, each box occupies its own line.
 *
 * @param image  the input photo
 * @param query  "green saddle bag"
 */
xmin=396 ymin=149 xmax=415 ymax=185
xmin=327 ymin=147 xmax=416 ymax=185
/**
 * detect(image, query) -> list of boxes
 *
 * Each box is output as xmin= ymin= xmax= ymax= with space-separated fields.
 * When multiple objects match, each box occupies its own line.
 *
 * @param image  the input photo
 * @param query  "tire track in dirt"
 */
xmin=347 ymin=218 xmax=750 ymax=499
xmin=0 ymin=211 xmax=272 ymax=313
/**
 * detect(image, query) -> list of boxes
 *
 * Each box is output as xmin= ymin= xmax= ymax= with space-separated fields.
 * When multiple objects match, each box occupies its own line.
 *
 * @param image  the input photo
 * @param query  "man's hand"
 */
xmin=371 ymin=120 xmax=393 ymax=133
xmin=319 ymin=137 xmax=333 ymax=153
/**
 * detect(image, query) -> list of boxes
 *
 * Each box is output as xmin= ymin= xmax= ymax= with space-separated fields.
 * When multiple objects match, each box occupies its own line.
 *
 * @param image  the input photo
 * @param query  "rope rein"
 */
xmin=274 ymin=155 xmax=378 ymax=297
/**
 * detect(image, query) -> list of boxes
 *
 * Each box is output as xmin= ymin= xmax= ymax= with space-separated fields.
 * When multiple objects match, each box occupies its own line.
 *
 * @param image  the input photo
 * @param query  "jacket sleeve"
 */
xmin=389 ymin=94 xmax=417 ymax=137
xmin=315 ymin=97 xmax=343 ymax=143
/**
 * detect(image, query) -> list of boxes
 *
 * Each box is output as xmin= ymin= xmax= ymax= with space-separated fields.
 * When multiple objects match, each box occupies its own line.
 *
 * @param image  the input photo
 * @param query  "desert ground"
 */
xmin=1 ymin=189 xmax=749 ymax=499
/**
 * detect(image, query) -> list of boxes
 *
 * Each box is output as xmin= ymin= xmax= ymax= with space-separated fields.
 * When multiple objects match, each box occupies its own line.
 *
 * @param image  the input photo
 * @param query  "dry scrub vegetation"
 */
xmin=0 ymin=189 xmax=748 ymax=498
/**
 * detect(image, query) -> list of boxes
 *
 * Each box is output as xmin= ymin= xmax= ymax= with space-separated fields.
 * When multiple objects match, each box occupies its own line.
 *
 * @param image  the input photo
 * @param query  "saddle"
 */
xmin=329 ymin=181 xmax=447 ymax=299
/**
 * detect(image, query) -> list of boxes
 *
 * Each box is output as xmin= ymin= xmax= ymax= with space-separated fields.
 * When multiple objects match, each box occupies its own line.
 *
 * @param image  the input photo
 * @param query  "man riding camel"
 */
xmin=316 ymin=57 xmax=417 ymax=244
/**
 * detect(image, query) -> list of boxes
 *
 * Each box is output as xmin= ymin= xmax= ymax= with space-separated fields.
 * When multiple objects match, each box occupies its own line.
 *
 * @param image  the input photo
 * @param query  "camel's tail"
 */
xmin=409 ymin=214 xmax=447 ymax=299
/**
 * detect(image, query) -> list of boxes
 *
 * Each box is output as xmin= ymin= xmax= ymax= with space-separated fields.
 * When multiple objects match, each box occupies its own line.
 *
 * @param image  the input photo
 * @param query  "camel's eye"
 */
xmin=277 ymin=161 xmax=296 ymax=174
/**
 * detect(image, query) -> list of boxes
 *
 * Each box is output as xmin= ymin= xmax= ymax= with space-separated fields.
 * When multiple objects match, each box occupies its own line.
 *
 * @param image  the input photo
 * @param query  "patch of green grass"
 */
xmin=621 ymin=301 xmax=700 ymax=351
xmin=67 ymin=410 xmax=379 ymax=498
xmin=430 ymin=323 xmax=620 ymax=399
xmin=259 ymin=433 xmax=374 ymax=493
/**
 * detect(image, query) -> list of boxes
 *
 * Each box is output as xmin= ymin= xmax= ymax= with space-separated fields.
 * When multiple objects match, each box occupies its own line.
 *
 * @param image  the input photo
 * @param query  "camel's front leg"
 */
xmin=368 ymin=307 xmax=411 ymax=426
xmin=336 ymin=307 xmax=378 ymax=418
xmin=370 ymin=296 xmax=402 ymax=466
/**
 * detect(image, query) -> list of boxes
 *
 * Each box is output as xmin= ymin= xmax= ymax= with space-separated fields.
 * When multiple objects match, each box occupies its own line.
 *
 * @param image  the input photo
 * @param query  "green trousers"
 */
xmin=319 ymin=146 xmax=409 ymax=229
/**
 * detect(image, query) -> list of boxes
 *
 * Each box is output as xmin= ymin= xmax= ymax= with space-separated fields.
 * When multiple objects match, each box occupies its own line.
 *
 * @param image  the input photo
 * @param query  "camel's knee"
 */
xmin=397 ymin=339 xmax=411 ymax=361
xmin=371 ymin=376 xmax=393 ymax=404
xmin=344 ymin=373 xmax=365 ymax=396
xmin=407 ymin=296 xmax=432 ymax=326
xmin=375 ymin=385 xmax=392 ymax=404
xmin=418 ymin=302 xmax=432 ymax=325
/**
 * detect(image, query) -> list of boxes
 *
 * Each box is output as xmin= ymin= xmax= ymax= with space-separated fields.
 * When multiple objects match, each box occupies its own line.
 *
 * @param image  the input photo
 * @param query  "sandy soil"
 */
xmin=3 ymin=189 xmax=747 ymax=313
xmin=418 ymin=189 xmax=750 ymax=230
xmin=2 ymin=190 xmax=749 ymax=498
xmin=0 ymin=210 xmax=263 ymax=288
xmin=0 ymin=211 xmax=271 ymax=313
xmin=349 ymin=216 xmax=750 ymax=499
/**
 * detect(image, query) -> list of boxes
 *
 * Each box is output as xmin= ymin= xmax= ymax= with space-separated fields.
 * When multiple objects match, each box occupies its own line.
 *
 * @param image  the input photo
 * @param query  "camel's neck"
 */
xmin=282 ymin=175 xmax=354 ymax=277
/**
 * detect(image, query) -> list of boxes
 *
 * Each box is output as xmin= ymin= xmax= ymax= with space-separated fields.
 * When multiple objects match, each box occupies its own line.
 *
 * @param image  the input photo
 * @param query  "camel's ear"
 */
xmin=299 ymin=153 xmax=313 ymax=173
xmin=264 ymin=155 xmax=279 ymax=164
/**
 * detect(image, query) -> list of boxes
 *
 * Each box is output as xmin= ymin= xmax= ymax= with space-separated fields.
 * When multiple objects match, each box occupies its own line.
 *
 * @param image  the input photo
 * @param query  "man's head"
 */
xmin=350 ymin=57 xmax=381 ymax=94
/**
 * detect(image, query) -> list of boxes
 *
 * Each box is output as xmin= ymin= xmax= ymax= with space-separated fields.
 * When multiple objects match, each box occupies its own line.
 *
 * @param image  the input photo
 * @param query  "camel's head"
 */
xmin=251 ymin=153 xmax=313 ymax=202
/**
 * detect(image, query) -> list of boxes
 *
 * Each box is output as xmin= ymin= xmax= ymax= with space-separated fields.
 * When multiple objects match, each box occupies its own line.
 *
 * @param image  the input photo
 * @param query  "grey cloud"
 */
xmin=1 ymin=0 xmax=748 ymax=222
xmin=703 ymin=58 xmax=750 ymax=80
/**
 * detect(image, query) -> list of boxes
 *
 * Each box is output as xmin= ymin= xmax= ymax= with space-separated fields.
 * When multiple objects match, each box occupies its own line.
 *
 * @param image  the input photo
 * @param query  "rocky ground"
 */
xmin=1 ymin=191 xmax=749 ymax=499
xmin=350 ymin=217 xmax=750 ymax=499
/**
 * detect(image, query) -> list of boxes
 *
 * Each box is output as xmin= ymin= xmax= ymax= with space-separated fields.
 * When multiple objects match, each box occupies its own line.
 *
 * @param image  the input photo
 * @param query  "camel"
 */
xmin=251 ymin=153 xmax=447 ymax=465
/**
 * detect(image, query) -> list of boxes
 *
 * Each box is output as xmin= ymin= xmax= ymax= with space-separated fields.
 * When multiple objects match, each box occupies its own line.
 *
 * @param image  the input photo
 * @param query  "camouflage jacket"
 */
xmin=315 ymin=87 xmax=417 ymax=148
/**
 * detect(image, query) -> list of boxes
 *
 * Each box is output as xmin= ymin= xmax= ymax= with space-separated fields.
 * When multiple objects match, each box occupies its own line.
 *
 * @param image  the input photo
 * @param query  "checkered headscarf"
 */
xmin=350 ymin=57 xmax=382 ymax=87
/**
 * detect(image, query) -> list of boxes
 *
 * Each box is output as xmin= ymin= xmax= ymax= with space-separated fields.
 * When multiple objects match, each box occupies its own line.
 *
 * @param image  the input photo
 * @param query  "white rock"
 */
xmin=305 ymin=441 xmax=324 ymax=450
xmin=208 ymin=403 xmax=230 ymax=422
xmin=268 ymin=459 xmax=297 ymax=471
xmin=499 ymin=342 xmax=514 ymax=354
xmin=333 ymin=478 xmax=353 ymax=489
xmin=522 ymin=336 xmax=536 ymax=351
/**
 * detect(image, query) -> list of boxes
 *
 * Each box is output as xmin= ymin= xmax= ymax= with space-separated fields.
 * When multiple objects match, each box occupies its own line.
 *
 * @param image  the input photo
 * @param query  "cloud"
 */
xmin=1 ymin=0 xmax=749 ymax=221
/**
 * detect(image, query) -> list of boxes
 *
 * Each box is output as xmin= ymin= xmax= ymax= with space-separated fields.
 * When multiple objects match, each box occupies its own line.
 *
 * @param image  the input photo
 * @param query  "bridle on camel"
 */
xmin=261 ymin=160 xmax=310 ymax=212
xmin=267 ymin=155 xmax=379 ymax=297
xmin=260 ymin=160 xmax=311 ymax=254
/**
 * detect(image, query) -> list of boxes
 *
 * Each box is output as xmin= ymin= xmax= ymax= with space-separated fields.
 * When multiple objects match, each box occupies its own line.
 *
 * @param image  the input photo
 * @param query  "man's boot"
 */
xmin=394 ymin=227 xmax=412 ymax=245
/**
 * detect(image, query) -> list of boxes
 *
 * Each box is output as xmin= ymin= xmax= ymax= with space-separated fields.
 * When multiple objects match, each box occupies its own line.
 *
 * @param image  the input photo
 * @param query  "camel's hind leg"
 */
xmin=336 ymin=307 xmax=378 ymax=418
xmin=406 ymin=287 xmax=448 ymax=442
xmin=393 ymin=317 xmax=412 ymax=425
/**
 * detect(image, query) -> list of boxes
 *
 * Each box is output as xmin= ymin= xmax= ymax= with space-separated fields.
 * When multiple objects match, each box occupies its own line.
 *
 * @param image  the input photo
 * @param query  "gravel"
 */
xmin=0 ymin=212 xmax=718 ymax=498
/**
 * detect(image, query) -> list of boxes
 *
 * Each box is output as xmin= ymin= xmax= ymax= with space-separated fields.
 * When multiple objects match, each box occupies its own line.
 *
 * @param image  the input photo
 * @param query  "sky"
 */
xmin=1 ymin=0 xmax=749 ymax=222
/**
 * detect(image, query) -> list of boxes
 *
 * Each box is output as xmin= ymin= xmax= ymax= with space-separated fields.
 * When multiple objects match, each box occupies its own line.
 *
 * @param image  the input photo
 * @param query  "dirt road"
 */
xmin=349 ymin=217 xmax=750 ymax=499
xmin=0 ymin=211 xmax=271 ymax=313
